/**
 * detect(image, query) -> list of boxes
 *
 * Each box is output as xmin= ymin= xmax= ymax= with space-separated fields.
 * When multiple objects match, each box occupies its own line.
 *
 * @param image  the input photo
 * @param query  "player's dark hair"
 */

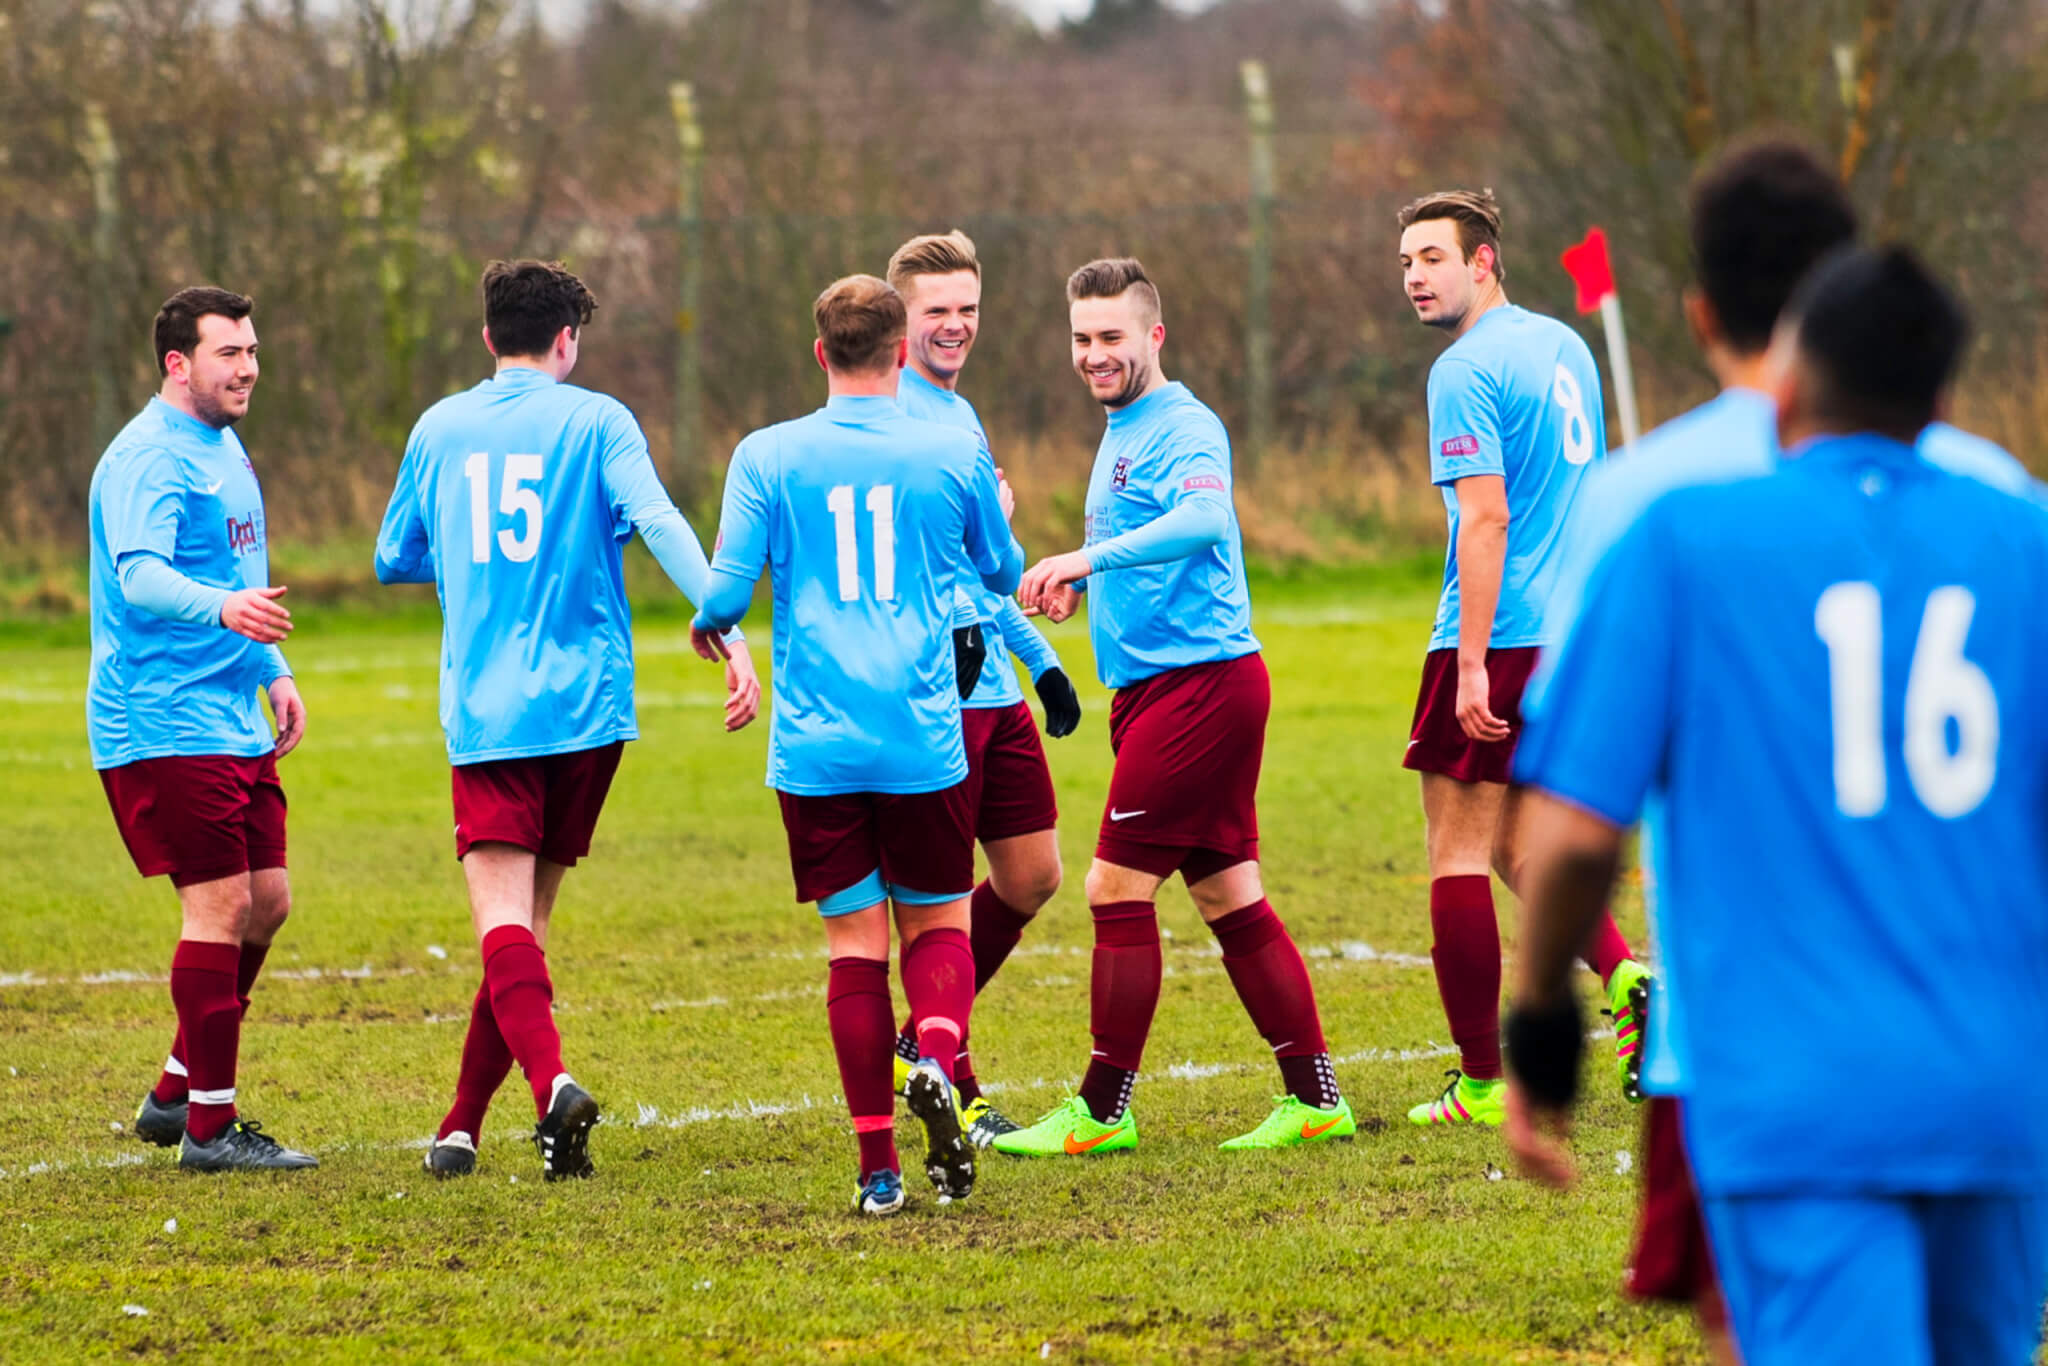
xmin=813 ymin=274 xmax=906 ymax=373
xmin=1397 ymin=189 xmax=1506 ymax=282
xmin=1783 ymin=245 xmax=1969 ymax=442
xmin=1690 ymin=138 xmax=1859 ymax=353
xmin=153 ymin=286 xmax=254 ymax=377
xmin=481 ymin=259 xmax=597 ymax=359
xmin=1066 ymin=257 xmax=1163 ymax=327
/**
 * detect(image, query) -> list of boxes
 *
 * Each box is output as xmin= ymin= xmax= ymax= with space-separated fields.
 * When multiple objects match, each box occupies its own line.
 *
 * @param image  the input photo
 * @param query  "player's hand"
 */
xmin=222 ymin=585 xmax=292 ymax=644
xmin=1503 ymin=1085 xmax=1577 ymax=1190
xmin=1456 ymin=658 xmax=1510 ymax=743
xmin=954 ymin=622 xmax=988 ymax=699
xmin=1026 ymin=583 xmax=1083 ymax=624
xmin=267 ymin=676 xmax=307 ymax=758
xmin=721 ymin=640 xmax=761 ymax=732
xmin=690 ymin=622 xmax=730 ymax=662
xmin=1018 ymin=551 xmax=1091 ymax=616
xmin=995 ymin=466 xmax=1016 ymax=522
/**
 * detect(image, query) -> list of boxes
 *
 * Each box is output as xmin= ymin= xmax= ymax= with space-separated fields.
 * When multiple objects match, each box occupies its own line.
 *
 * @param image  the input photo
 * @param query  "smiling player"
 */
xmin=90 ymin=286 xmax=315 ymax=1172
xmin=882 ymin=230 xmax=1081 ymax=1148
xmin=1001 ymin=258 xmax=1353 ymax=1157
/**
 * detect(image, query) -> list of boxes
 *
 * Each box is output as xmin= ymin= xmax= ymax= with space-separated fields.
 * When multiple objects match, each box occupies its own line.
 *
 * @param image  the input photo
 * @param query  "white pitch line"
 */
xmin=1 ymin=943 xmax=1431 ymax=994
xmin=0 ymin=1037 xmax=1487 ymax=1181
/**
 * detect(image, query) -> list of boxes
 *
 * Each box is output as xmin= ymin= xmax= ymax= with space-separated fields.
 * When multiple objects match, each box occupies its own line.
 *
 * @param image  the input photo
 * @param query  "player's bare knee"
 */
xmin=249 ymin=880 xmax=291 ymax=941
xmin=995 ymin=858 xmax=1060 ymax=916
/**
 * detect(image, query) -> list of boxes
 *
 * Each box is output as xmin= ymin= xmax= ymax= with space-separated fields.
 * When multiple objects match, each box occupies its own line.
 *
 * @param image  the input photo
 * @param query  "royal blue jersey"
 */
xmin=1426 ymin=304 xmax=1605 ymax=651
xmin=87 ymin=398 xmax=290 ymax=769
xmin=1517 ymin=434 xmax=2048 ymax=1198
xmin=1528 ymin=391 xmax=2040 ymax=1097
xmin=705 ymin=395 xmax=1022 ymax=796
xmin=1080 ymin=382 xmax=1258 ymax=689
xmin=375 ymin=367 xmax=721 ymax=765
xmin=895 ymin=369 xmax=1059 ymax=707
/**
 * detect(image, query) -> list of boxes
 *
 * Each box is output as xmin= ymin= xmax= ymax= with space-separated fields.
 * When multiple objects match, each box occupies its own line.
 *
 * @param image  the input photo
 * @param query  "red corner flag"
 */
xmin=1560 ymin=227 xmax=1616 ymax=315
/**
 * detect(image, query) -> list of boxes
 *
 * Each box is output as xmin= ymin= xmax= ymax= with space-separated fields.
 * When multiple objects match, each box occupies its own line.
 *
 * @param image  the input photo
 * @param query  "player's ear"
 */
xmin=1150 ymin=321 xmax=1166 ymax=353
xmin=813 ymin=338 xmax=830 ymax=374
xmin=1682 ymin=288 xmax=1719 ymax=354
xmin=894 ymin=337 xmax=909 ymax=370
xmin=481 ymin=324 xmax=498 ymax=359
xmin=1472 ymin=243 xmax=1496 ymax=282
xmin=1763 ymin=324 xmax=1806 ymax=446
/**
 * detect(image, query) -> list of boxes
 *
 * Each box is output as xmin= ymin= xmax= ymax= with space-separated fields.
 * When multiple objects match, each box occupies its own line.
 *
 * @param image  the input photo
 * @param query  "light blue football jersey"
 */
xmin=1528 ymin=390 xmax=2042 ymax=1098
xmin=375 ymin=366 xmax=719 ymax=765
xmin=87 ymin=398 xmax=290 ymax=768
xmin=704 ymin=395 xmax=1022 ymax=796
xmin=895 ymin=368 xmax=1058 ymax=708
xmin=1517 ymin=433 xmax=2048 ymax=1198
xmin=1426 ymin=303 xmax=1606 ymax=652
xmin=1080 ymin=381 xmax=1258 ymax=690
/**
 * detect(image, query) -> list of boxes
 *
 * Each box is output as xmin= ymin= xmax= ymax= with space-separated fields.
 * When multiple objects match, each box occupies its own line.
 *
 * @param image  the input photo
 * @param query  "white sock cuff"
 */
xmin=188 ymin=1086 xmax=236 ymax=1106
xmin=162 ymin=1055 xmax=189 ymax=1078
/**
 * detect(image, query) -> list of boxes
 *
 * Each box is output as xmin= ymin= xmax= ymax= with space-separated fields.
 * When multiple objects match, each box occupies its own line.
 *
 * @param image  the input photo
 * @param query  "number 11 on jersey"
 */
xmin=829 ymin=484 xmax=896 ymax=602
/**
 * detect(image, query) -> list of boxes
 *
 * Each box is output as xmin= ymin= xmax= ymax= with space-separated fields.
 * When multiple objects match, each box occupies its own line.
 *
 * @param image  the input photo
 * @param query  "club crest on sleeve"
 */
xmin=1182 ymin=474 xmax=1224 ymax=493
xmin=1111 ymin=457 xmax=1131 ymax=490
xmin=1441 ymin=435 xmax=1480 ymax=458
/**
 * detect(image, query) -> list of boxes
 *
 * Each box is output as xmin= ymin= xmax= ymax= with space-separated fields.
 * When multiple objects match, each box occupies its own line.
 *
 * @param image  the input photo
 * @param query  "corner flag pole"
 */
xmin=1560 ymin=227 xmax=1641 ymax=450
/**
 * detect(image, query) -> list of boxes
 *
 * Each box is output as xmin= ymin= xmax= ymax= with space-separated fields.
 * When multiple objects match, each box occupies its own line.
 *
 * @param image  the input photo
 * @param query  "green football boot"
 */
xmin=1218 ymin=1095 xmax=1357 ymax=1150
xmin=959 ymin=1096 xmax=1023 ymax=1150
xmin=1406 ymin=1070 xmax=1506 ymax=1126
xmin=1605 ymin=958 xmax=1652 ymax=1102
xmin=990 ymin=1094 xmax=1138 ymax=1157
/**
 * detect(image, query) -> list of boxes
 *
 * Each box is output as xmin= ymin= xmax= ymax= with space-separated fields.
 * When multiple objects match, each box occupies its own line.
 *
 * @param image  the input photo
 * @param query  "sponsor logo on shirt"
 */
xmin=1111 ymin=457 xmax=1131 ymax=490
xmin=1441 ymin=435 xmax=1481 ymax=458
xmin=1182 ymin=475 xmax=1224 ymax=492
xmin=225 ymin=512 xmax=264 ymax=555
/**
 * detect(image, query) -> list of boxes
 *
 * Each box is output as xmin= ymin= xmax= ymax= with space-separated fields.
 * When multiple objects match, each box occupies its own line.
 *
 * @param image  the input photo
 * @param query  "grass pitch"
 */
xmin=0 ymin=564 xmax=1704 ymax=1363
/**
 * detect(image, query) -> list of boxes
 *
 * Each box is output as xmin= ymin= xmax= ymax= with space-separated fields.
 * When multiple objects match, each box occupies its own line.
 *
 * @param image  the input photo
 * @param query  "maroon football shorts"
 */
xmin=1401 ymin=645 xmax=1542 ymax=785
xmin=1095 ymin=652 xmax=1267 ymax=883
xmin=963 ymin=701 xmax=1058 ymax=842
xmin=1625 ymin=1096 xmax=1728 ymax=1329
xmin=777 ymin=783 xmax=977 ymax=909
xmin=100 ymin=753 xmax=287 ymax=888
xmin=450 ymin=741 xmax=624 ymax=867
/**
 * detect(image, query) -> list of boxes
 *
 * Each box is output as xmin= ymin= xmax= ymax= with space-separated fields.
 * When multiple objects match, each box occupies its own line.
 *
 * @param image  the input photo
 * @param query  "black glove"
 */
xmin=1504 ymin=993 xmax=1585 ymax=1111
xmin=1034 ymin=667 xmax=1082 ymax=738
xmin=953 ymin=622 xmax=987 ymax=700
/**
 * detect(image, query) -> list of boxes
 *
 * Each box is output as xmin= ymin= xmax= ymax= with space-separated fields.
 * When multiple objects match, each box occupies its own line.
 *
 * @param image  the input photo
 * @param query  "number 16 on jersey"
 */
xmin=829 ymin=483 xmax=895 ymax=602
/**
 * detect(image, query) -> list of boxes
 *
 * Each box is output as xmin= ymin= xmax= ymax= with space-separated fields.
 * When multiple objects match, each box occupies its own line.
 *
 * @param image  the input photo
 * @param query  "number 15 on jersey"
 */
xmin=465 ymin=452 xmax=544 ymax=564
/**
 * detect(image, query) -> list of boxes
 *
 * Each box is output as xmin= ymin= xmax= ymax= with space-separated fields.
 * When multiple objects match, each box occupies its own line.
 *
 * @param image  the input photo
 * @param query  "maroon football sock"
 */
xmin=480 ymin=924 xmax=564 ymax=1118
xmin=236 ymin=939 xmax=271 ymax=1005
xmin=1079 ymin=900 xmax=1160 ymax=1123
xmin=1583 ymin=911 xmax=1635 ymax=986
xmin=895 ymin=880 xmax=1034 ymax=1054
xmin=969 ymin=880 xmax=1033 ymax=990
xmin=952 ymin=1054 xmax=983 ymax=1107
xmin=155 ymin=940 xmax=272 ymax=1104
xmin=827 ymin=956 xmax=899 ymax=1181
xmin=1429 ymin=875 xmax=1504 ymax=1081
xmin=900 ymin=927 xmax=975 ymax=1083
xmin=170 ymin=940 xmax=244 ymax=1142
xmin=440 ymin=981 xmax=515 ymax=1141
xmin=1208 ymin=899 xmax=1340 ymax=1108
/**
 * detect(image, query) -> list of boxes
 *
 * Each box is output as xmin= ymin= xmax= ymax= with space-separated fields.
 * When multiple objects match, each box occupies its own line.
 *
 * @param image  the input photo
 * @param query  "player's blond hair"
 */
xmin=1397 ymin=189 xmax=1507 ymax=283
xmin=1065 ymin=257 xmax=1162 ymax=329
xmin=812 ymin=274 xmax=906 ymax=374
xmin=886 ymin=230 xmax=981 ymax=295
